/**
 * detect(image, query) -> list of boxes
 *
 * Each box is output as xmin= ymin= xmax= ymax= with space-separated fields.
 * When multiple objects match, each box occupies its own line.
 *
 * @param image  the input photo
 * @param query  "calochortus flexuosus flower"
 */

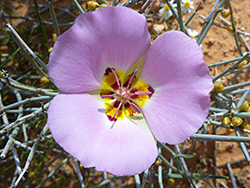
xmin=48 ymin=6 xmax=213 ymax=176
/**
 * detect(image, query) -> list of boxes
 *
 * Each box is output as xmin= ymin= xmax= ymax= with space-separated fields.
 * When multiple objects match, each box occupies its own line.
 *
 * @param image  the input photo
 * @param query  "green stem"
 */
xmin=34 ymin=0 xmax=49 ymax=52
xmin=73 ymin=0 xmax=85 ymax=13
xmin=48 ymin=0 xmax=60 ymax=36
xmin=227 ymin=0 xmax=243 ymax=56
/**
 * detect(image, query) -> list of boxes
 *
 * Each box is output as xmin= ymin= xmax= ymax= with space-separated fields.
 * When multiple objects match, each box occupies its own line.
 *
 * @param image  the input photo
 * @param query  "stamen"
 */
xmin=126 ymin=69 xmax=138 ymax=91
xmin=101 ymin=68 xmax=154 ymax=122
xmin=111 ymin=68 xmax=121 ymax=88
xmin=134 ymin=91 xmax=152 ymax=95
xmin=126 ymin=100 xmax=141 ymax=113
xmin=113 ymin=100 xmax=123 ymax=118
xmin=100 ymin=94 xmax=116 ymax=99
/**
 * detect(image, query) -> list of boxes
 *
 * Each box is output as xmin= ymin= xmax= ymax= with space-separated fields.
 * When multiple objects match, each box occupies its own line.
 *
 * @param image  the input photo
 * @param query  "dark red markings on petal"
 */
xmin=124 ymin=102 xmax=130 ymax=108
xmin=113 ymin=100 xmax=121 ymax=108
xmin=107 ymin=115 xmax=117 ymax=122
xmin=104 ymin=67 xmax=113 ymax=76
xmin=129 ymin=88 xmax=138 ymax=99
xmin=124 ymin=102 xmax=137 ymax=116
xmin=111 ymin=82 xmax=120 ymax=91
xmin=148 ymin=85 xmax=155 ymax=98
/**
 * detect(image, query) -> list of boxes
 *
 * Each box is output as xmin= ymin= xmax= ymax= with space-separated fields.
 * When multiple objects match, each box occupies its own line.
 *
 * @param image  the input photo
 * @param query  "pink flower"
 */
xmin=47 ymin=6 xmax=213 ymax=176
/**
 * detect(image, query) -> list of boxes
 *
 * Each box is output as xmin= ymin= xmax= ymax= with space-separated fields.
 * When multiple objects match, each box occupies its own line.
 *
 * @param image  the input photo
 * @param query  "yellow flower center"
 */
xmin=100 ymin=68 xmax=154 ymax=121
xmin=164 ymin=4 xmax=170 ymax=11
xmin=184 ymin=1 xmax=191 ymax=8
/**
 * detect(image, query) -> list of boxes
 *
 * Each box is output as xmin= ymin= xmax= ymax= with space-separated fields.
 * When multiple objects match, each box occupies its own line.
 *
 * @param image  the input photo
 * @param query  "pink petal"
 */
xmin=49 ymin=6 xmax=150 ymax=93
xmin=48 ymin=94 xmax=157 ymax=176
xmin=141 ymin=31 xmax=213 ymax=144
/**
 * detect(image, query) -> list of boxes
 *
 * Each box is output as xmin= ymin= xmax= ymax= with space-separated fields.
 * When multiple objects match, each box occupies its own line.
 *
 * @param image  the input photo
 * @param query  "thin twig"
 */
xmin=14 ymin=124 xmax=49 ymax=187
xmin=191 ymin=134 xmax=250 ymax=143
xmin=0 ymin=103 xmax=50 ymax=135
xmin=227 ymin=162 xmax=237 ymax=188
xmin=73 ymin=157 xmax=85 ymax=188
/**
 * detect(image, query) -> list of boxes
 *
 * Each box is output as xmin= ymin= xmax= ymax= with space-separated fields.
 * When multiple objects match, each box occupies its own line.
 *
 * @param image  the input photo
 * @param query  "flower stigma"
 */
xmin=100 ymin=67 xmax=154 ymax=121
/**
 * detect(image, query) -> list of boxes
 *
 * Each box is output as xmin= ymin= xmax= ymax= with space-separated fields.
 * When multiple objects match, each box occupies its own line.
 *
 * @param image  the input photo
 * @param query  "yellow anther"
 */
xmin=184 ymin=1 xmax=191 ymax=8
xmin=87 ymin=1 xmax=99 ymax=11
xmin=212 ymin=82 xmax=224 ymax=92
xmin=52 ymin=33 xmax=57 ymax=43
xmin=221 ymin=9 xmax=231 ymax=18
xmin=222 ymin=116 xmax=231 ymax=126
xmin=232 ymin=117 xmax=243 ymax=126
xmin=164 ymin=4 xmax=170 ymax=11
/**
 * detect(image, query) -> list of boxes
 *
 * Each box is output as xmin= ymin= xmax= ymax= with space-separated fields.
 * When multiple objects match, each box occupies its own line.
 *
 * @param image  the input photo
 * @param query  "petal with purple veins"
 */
xmin=141 ymin=31 xmax=213 ymax=144
xmin=47 ymin=93 xmax=158 ymax=176
xmin=49 ymin=6 xmax=150 ymax=94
